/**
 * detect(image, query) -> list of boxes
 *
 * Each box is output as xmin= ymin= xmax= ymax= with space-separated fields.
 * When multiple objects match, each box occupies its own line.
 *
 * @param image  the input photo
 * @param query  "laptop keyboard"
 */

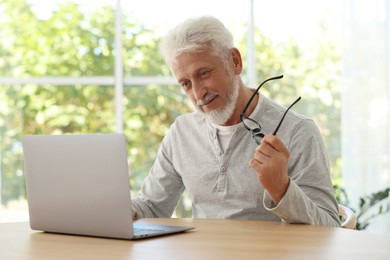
xmin=133 ymin=227 xmax=165 ymax=236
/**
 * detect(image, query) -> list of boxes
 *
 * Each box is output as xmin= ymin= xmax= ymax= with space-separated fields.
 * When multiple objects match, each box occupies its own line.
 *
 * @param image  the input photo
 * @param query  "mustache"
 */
xmin=195 ymin=93 xmax=218 ymax=106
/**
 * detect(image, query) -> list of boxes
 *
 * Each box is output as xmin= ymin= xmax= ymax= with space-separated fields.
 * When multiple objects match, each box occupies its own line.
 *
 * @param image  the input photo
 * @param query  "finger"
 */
xmin=248 ymin=158 xmax=264 ymax=176
xmin=255 ymin=141 xmax=276 ymax=158
xmin=252 ymin=150 xmax=271 ymax=165
xmin=262 ymin=134 xmax=289 ymax=154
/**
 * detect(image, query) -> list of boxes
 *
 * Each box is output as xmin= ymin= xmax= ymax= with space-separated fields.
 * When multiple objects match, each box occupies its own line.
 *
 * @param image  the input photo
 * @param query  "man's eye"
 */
xmin=181 ymin=82 xmax=191 ymax=91
xmin=200 ymin=71 xmax=210 ymax=79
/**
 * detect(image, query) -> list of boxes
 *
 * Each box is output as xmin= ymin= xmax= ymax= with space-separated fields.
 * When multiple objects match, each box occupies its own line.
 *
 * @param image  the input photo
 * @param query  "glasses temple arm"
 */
xmin=273 ymin=96 xmax=302 ymax=136
xmin=240 ymin=75 xmax=284 ymax=117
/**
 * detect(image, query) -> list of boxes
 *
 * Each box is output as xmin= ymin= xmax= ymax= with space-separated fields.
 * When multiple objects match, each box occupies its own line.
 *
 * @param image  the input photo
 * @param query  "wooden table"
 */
xmin=1 ymin=218 xmax=389 ymax=259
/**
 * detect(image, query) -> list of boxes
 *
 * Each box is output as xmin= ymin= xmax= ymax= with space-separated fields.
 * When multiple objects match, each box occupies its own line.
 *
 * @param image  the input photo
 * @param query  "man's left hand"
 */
xmin=249 ymin=134 xmax=290 ymax=205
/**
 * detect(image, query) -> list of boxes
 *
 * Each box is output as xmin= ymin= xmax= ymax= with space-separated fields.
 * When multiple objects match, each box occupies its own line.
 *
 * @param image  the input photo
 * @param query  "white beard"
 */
xmin=204 ymin=77 xmax=239 ymax=125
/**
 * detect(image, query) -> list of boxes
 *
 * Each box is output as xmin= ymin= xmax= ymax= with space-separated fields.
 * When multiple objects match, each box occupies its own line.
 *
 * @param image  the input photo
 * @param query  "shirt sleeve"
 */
xmin=131 ymin=124 xmax=185 ymax=218
xmin=263 ymin=119 xmax=341 ymax=227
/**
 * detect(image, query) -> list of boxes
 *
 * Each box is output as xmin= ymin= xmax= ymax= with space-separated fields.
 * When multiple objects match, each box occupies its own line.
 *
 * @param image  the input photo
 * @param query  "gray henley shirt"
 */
xmin=132 ymin=93 xmax=341 ymax=227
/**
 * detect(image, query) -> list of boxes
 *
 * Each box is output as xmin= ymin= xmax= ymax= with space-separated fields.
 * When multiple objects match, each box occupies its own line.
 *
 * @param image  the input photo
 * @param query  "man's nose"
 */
xmin=192 ymin=81 xmax=207 ymax=100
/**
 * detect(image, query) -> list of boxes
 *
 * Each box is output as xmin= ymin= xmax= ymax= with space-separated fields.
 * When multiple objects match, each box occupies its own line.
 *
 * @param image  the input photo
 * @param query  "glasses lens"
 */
xmin=242 ymin=117 xmax=260 ymax=131
xmin=242 ymin=117 xmax=264 ymax=144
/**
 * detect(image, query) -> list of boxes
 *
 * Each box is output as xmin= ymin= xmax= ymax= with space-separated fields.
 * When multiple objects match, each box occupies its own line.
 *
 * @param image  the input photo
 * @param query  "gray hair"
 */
xmin=160 ymin=16 xmax=234 ymax=68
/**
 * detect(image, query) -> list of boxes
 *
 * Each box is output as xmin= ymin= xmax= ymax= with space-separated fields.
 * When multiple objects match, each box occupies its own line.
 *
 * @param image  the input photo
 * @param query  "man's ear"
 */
xmin=230 ymin=48 xmax=243 ymax=74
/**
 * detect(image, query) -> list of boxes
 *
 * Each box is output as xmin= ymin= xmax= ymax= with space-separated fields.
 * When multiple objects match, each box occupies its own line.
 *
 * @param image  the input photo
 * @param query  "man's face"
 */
xmin=171 ymin=49 xmax=239 ymax=125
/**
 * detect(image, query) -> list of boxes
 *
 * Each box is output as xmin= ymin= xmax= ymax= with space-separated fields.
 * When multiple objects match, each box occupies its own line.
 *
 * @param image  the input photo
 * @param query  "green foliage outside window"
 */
xmin=0 ymin=0 xmax=342 ymax=218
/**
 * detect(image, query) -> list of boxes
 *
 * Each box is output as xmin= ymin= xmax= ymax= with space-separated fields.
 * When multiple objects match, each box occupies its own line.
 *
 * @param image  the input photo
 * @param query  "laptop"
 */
xmin=22 ymin=133 xmax=194 ymax=240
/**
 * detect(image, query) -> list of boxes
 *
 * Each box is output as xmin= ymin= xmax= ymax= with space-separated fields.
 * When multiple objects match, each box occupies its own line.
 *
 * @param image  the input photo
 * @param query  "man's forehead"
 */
xmin=172 ymin=52 xmax=220 ymax=78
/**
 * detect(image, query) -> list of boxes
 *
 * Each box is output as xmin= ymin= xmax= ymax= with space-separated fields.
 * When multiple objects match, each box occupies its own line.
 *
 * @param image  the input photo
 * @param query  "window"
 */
xmin=1 ymin=0 xmax=389 ymax=236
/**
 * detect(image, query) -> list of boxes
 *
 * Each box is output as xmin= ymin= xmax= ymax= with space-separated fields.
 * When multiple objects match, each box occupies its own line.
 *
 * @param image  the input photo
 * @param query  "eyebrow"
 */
xmin=176 ymin=66 xmax=212 ymax=84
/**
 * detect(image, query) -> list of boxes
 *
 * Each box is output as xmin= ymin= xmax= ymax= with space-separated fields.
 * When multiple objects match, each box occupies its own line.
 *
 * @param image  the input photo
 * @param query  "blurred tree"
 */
xmin=0 ymin=0 xmax=342 ymax=218
xmin=0 ymin=0 xmax=190 ymax=205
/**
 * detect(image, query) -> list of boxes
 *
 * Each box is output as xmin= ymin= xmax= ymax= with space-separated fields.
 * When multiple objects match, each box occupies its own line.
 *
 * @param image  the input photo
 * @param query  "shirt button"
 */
xmin=221 ymin=166 xmax=227 ymax=172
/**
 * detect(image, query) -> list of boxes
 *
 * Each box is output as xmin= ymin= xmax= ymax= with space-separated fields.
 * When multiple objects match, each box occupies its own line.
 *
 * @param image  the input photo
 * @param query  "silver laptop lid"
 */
xmin=22 ymin=133 xmax=135 ymax=239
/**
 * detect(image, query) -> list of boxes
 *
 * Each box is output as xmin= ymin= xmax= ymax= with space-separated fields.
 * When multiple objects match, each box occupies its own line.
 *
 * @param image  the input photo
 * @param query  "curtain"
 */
xmin=342 ymin=0 xmax=390 ymax=234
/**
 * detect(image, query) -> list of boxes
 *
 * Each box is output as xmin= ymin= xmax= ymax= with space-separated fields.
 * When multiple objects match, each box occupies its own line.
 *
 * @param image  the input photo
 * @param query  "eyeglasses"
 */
xmin=240 ymin=75 xmax=301 ymax=144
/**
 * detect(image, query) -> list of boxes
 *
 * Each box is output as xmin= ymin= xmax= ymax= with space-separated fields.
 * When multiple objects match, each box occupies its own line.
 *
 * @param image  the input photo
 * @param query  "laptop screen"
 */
xmin=22 ymin=133 xmax=135 ymax=239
